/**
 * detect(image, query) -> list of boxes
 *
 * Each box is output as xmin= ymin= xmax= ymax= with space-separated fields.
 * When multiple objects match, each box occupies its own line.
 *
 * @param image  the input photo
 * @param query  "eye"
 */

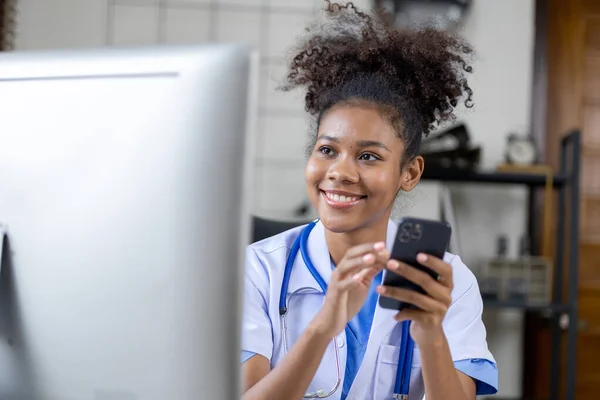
xmin=359 ymin=153 xmax=380 ymax=161
xmin=317 ymin=146 xmax=336 ymax=156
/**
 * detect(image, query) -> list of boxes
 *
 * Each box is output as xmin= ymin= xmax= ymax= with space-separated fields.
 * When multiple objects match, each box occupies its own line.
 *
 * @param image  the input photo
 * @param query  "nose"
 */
xmin=326 ymin=155 xmax=359 ymax=184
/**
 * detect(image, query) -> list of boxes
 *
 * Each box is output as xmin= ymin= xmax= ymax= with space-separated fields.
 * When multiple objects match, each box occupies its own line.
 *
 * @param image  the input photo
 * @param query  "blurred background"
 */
xmin=1 ymin=0 xmax=598 ymax=398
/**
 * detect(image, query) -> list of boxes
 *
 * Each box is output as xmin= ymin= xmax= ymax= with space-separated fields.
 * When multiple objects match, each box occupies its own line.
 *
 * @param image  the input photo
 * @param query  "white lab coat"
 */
xmin=242 ymin=219 xmax=496 ymax=400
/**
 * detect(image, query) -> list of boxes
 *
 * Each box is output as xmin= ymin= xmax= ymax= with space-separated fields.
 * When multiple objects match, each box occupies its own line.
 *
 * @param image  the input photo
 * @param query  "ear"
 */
xmin=399 ymin=156 xmax=424 ymax=192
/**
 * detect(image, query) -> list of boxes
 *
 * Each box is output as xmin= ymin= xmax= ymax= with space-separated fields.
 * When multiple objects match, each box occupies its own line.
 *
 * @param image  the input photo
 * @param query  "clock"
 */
xmin=505 ymin=134 xmax=538 ymax=166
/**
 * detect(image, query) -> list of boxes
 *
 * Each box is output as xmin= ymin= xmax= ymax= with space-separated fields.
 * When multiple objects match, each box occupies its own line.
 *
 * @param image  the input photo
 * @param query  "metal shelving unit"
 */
xmin=421 ymin=130 xmax=581 ymax=400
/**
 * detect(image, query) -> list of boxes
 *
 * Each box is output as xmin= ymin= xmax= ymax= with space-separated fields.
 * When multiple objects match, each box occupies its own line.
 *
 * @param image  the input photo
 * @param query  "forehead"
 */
xmin=317 ymin=105 xmax=399 ymax=143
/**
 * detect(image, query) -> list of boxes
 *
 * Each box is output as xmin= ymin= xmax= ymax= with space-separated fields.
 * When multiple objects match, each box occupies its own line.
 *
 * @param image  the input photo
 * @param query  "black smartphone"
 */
xmin=378 ymin=217 xmax=452 ymax=311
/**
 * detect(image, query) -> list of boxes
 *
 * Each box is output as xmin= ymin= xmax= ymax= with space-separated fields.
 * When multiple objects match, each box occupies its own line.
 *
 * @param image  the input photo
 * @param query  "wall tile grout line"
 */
xmin=157 ymin=0 xmax=167 ymax=44
xmin=206 ymin=0 xmax=215 ymax=42
xmin=105 ymin=0 xmax=116 ymax=46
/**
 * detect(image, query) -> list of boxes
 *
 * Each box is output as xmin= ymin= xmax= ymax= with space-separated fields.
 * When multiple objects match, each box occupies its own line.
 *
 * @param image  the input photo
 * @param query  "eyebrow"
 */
xmin=317 ymin=135 xmax=391 ymax=152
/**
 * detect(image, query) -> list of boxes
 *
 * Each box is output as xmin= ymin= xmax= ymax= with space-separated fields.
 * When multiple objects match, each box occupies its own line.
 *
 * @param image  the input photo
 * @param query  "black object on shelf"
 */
xmin=420 ymin=123 xmax=482 ymax=170
xmin=497 ymin=235 xmax=509 ymax=257
xmin=423 ymin=129 xmax=581 ymax=400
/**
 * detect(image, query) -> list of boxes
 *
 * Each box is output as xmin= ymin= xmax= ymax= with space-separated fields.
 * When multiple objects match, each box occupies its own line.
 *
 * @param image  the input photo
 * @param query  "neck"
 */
xmin=325 ymin=217 xmax=390 ymax=266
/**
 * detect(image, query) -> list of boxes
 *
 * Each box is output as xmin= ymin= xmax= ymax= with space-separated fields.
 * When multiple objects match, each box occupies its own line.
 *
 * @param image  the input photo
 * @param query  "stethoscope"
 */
xmin=278 ymin=220 xmax=415 ymax=399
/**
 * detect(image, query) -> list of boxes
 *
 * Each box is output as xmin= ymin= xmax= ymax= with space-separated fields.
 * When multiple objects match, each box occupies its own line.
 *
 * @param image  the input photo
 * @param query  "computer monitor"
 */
xmin=0 ymin=44 xmax=258 ymax=400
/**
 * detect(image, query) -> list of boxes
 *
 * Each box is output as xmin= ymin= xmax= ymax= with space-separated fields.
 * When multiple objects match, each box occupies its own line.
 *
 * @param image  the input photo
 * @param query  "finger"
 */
xmin=356 ymin=246 xmax=389 ymax=274
xmin=340 ymin=266 xmax=381 ymax=291
xmin=354 ymin=266 xmax=381 ymax=286
xmin=393 ymin=308 xmax=425 ymax=323
xmin=338 ymin=273 xmax=362 ymax=291
xmin=333 ymin=255 xmax=371 ymax=279
xmin=373 ymin=247 xmax=390 ymax=267
xmin=416 ymin=253 xmax=453 ymax=287
xmin=343 ymin=241 xmax=386 ymax=261
xmin=336 ymin=244 xmax=386 ymax=276
xmin=377 ymin=286 xmax=448 ymax=314
xmin=334 ymin=254 xmax=382 ymax=283
xmin=387 ymin=260 xmax=451 ymax=304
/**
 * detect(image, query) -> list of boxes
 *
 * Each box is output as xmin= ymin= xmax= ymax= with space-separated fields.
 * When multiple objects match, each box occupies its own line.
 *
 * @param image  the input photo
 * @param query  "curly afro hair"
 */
xmin=281 ymin=1 xmax=474 ymax=163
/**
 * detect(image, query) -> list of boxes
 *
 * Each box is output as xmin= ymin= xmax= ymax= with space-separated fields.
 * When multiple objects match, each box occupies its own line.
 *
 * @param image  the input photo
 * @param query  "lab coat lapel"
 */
xmin=308 ymin=220 xmax=334 ymax=287
xmin=286 ymin=220 xmax=332 ymax=294
xmin=347 ymin=220 xmax=400 ymax=398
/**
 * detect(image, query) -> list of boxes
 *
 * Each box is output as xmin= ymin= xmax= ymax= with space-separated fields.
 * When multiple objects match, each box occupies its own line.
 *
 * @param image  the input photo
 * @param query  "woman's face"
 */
xmin=305 ymin=104 xmax=422 ymax=233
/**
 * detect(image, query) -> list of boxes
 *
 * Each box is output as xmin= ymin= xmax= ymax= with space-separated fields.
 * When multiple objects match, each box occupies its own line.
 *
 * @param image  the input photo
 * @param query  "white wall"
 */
xmin=13 ymin=0 xmax=535 ymax=397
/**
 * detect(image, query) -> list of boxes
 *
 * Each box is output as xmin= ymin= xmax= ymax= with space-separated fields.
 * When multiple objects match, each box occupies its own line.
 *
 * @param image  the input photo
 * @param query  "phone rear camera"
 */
xmin=399 ymin=223 xmax=413 ymax=243
xmin=411 ymin=224 xmax=423 ymax=241
xmin=400 ymin=223 xmax=413 ymax=233
xmin=399 ymin=231 xmax=411 ymax=243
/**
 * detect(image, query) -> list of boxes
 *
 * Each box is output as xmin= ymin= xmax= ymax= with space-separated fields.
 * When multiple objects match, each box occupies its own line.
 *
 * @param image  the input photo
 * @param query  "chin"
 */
xmin=318 ymin=207 xmax=392 ymax=235
xmin=319 ymin=213 xmax=367 ymax=234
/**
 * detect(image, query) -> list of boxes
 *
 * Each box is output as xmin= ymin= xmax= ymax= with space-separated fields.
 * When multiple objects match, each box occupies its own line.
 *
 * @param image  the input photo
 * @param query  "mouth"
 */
xmin=320 ymin=190 xmax=367 ymax=210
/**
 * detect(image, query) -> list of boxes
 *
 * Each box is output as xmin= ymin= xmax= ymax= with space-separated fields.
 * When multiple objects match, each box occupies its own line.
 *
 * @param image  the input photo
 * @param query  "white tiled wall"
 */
xmin=111 ymin=4 xmax=160 ymax=45
xmin=16 ymin=0 xmax=367 ymax=219
xmin=161 ymin=7 xmax=212 ymax=44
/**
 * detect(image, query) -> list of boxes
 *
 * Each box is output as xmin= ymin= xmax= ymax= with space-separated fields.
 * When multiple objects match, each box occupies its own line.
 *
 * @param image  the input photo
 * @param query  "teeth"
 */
xmin=326 ymin=192 xmax=360 ymax=203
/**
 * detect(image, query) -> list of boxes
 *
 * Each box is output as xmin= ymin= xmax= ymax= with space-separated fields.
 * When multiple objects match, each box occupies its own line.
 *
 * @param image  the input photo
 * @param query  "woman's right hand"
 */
xmin=311 ymin=242 xmax=390 ymax=337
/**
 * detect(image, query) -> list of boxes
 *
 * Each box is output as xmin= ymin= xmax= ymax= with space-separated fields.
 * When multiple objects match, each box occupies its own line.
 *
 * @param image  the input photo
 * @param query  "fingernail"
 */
xmin=363 ymin=253 xmax=375 ymax=263
xmin=353 ymin=273 xmax=361 ymax=281
xmin=417 ymin=253 xmax=428 ymax=263
xmin=373 ymin=242 xmax=386 ymax=251
xmin=389 ymin=260 xmax=400 ymax=270
xmin=376 ymin=286 xmax=386 ymax=294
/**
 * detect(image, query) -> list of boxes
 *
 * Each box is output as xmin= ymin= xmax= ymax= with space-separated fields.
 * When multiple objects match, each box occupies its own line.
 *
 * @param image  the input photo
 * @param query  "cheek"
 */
xmin=371 ymin=169 xmax=402 ymax=195
xmin=305 ymin=158 xmax=324 ymax=184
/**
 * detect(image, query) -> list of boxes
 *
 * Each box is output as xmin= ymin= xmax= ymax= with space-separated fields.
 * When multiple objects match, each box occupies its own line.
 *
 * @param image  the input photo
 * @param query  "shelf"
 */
xmin=483 ymin=299 xmax=569 ymax=312
xmin=421 ymin=168 xmax=567 ymax=188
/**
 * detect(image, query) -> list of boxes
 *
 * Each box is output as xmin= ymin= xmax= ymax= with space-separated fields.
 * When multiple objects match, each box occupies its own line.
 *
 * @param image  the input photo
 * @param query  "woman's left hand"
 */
xmin=376 ymin=253 xmax=453 ymax=346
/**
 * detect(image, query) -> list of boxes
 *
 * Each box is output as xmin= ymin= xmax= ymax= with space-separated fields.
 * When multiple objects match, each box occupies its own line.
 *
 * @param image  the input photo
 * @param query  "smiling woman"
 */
xmin=240 ymin=2 xmax=498 ymax=400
